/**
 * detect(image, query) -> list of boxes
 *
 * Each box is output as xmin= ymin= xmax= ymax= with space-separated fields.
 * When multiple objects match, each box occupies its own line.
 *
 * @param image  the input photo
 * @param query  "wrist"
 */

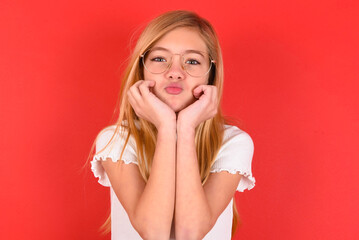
xmin=176 ymin=121 xmax=195 ymax=136
xmin=157 ymin=114 xmax=176 ymax=130
xmin=158 ymin=122 xmax=177 ymax=134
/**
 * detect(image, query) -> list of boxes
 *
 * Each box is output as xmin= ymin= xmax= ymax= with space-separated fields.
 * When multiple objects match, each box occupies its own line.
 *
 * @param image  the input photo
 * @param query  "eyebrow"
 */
xmin=151 ymin=46 xmax=206 ymax=58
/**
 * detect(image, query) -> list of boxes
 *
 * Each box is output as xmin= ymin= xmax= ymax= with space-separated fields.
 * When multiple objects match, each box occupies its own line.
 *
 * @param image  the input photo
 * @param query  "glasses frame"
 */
xmin=140 ymin=49 xmax=216 ymax=78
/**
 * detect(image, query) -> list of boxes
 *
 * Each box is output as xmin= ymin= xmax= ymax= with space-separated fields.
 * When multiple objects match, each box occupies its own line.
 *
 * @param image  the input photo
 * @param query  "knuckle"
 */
xmin=129 ymin=86 xmax=135 ymax=92
xmin=139 ymin=83 xmax=146 ymax=91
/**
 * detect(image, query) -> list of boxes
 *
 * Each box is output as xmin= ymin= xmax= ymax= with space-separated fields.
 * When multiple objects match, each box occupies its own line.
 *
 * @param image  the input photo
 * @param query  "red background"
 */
xmin=1 ymin=0 xmax=358 ymax=239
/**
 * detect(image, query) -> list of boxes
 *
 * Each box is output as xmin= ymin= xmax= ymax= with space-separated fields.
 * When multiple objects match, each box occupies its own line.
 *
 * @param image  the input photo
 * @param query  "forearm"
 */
xmin=175 ymin=125 xmax=212 ymax=239
xmin=134 ymin=124 xmax=176 ymax=239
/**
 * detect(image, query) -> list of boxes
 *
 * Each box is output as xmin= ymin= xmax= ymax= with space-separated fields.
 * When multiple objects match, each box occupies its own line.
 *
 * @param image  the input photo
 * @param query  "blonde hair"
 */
xmin=86 ymin=10 xmax=241 ymax=238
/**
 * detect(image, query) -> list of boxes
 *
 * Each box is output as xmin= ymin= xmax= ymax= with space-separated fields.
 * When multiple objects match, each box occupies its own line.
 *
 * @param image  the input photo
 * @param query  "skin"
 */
xmin=127 ymin=27 xmax=218 ymax=130
xmin=124 ymin=27 xmax=240 ymax=239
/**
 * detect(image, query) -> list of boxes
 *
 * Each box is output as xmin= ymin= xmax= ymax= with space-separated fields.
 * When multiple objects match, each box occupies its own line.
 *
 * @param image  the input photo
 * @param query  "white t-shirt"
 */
xmin=91 ymin=123 xmax=255 ymax=240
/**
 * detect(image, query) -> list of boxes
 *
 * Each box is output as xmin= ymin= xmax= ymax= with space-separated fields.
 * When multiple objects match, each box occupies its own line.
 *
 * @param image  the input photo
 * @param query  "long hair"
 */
xmin=86 ymin=10 xmax=241 ymax=238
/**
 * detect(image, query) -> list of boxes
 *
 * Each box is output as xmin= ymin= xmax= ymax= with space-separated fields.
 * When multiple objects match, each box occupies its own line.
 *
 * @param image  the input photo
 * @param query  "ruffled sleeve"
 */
xmin=90 ymin=125 xmax=138 ymax=187
xmin=210 ymin=125 xmax=255 ymax=192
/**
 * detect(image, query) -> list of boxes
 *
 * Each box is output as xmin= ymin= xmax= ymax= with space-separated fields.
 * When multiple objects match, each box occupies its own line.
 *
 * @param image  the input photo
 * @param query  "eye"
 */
xmin=151 ymin=57 xmax=167 ymax=62
xmin=185 ymin=59 xmax=201 ymax=65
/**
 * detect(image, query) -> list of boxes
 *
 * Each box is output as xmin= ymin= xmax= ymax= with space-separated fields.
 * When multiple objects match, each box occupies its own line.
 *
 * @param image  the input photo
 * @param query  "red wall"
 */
xmin=1 ymin=0 xmax=358 ymax=239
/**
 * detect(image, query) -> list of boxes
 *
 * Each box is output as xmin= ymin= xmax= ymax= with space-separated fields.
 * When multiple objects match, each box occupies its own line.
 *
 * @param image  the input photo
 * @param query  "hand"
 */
xmin=177 ymin=85 xmax=218 ymax=130
xmin=127 ymin=80 xmax=176 ymax=129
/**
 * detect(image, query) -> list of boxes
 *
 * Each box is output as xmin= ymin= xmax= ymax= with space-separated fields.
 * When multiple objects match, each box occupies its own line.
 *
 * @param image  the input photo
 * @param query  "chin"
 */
xmin=171 ymin=105 xmax=183 ymax=113
xmin=165 ymin=97 xmax=193 ymax=113
xmin=167 ymin=101 xmax=186 ymax=112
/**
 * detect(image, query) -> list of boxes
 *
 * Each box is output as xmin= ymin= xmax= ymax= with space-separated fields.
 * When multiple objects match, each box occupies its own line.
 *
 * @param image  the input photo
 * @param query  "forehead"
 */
xmin=152 ymin=27 xmax=208 ymax=54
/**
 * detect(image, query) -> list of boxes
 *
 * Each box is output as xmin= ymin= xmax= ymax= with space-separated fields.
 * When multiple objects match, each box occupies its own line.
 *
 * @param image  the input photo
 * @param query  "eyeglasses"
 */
xmin=140 ymin=48 xmax=215 ymax=78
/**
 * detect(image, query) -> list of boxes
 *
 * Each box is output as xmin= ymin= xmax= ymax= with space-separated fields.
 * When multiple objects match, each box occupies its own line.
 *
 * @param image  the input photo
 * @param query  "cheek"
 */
xmin=143 ymin=72 xmax=160 ymax=89
xmin=143 ymin=71 xmax=150 ymax=81
xmin=189 ymin=77 xmax=209 ymax=91
xmin=196 ymin=76 xmax=209 ymax=85
xmin=153 ymin=86 xmax=161 ymax=97
xmin=148 ymin=79 xmax=163 ymax=97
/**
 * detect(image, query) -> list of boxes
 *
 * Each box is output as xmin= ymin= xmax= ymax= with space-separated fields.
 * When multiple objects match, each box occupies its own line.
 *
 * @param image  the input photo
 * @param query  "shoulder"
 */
xmin=97 ymin=124 xmax=117 ymax=137
xmin=95 ymin=125 xmax=126 ymax=146
xmin=94 ymin=121 xmax=140 ymax=157
xmin=96 ymin=120 xmax=141 ymax=144
xmin=91 ymin=123 xmax=139 ymax=187
xmin=97 ymin=120 xmax=138 ymax=134
xmin=213 ymin=124 xmax=254 ymax=172
xmin=222 ymin=124 xmax=254 ymax=151
xmin=211 ymin=124 xmax=256 ymax=192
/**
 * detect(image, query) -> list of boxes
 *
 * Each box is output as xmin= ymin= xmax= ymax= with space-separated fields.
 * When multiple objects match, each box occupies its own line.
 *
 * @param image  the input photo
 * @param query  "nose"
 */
xmin=165 ymin=54 xmax=185 ymax=80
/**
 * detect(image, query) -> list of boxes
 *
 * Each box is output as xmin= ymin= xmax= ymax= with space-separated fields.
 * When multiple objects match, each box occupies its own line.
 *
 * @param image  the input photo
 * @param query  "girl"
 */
xmin=89 ymin=10 xmax=255 ymax=240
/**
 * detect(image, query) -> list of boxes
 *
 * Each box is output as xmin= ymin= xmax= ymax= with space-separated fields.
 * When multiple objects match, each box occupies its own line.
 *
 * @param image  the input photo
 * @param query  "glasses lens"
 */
xmin=142 ymin=49 xmax=213 ymax=77
xmin=182 ymin=52 xmax=211 ymax=77
xmin=143 ymin=49 xmax=171 ymax=74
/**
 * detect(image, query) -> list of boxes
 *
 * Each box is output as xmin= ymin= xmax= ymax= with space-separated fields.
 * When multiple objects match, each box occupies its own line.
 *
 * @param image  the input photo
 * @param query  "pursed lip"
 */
xmin=165 ymin=83 xmax=183 ymax=95
xmin=165 ymin=83 xmax=183 ymax=89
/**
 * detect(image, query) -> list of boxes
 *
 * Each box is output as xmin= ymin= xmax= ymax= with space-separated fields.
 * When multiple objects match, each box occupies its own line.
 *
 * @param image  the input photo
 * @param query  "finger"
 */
xmin=212 ymin=88 xmax=218 ymax=108
xmin=130 ymin=80 xmax=144 ymax=101
xmin=132 ymin=80 xmax=144 ymax=90
xmin=193 ymin=85 xmax=205 ymax=99
xmin=210 ymin=86 xmax=217 ymax=101
xmin=127 ymin=90 xmax=139 ymax=108
xmin=194 ymin=85 xmax=211 ymax=99
xmin=203 ymin=85 xmax=216 ymax=105
xmin=138 ymin=80 xmax=155 ymax=96
xmin=134 ymin=80 xmax=144 ymax=86
xmin=128 ymin=91 xmax=145 ymax=118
